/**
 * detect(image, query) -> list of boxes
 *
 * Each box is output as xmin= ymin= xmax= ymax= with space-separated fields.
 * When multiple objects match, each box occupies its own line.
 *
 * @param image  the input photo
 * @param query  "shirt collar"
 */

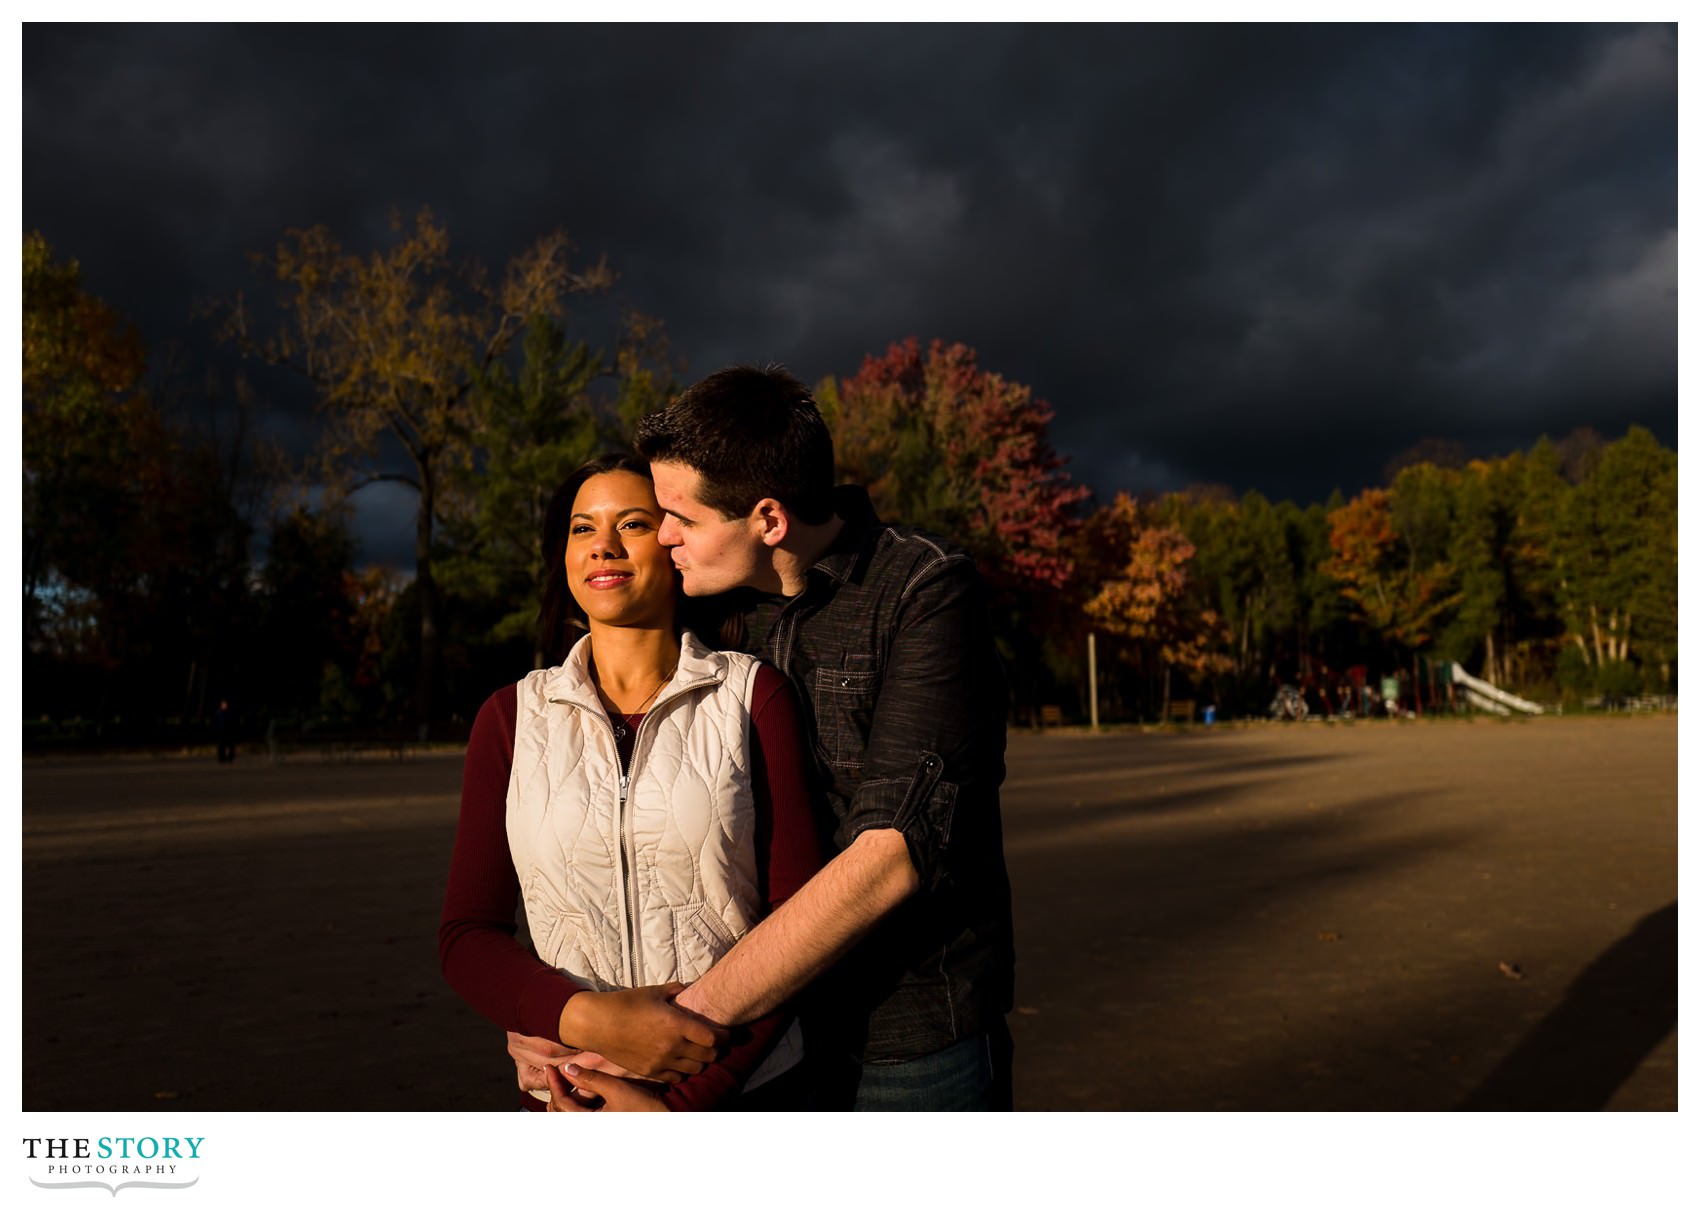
xmin=809 ymin=485 xmax=880 ymax=586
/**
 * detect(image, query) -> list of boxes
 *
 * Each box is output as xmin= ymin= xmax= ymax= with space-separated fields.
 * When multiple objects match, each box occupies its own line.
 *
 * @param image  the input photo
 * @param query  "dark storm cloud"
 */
xmin=25 ymin=22 xmax=1675 ymax=550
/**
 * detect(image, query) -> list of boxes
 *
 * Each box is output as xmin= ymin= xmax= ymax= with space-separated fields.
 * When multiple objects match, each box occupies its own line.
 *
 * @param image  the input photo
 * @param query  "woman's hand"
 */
xmin=557 ymin=983 xmax=729 ymax=1082
xmin=545 ymin=1062 xmax=670 ymax=1112
xmin=507 ymin=1030 xmax=639 ymax=1090
xmin=507 ymin=1031 xmax=573 ymax=1096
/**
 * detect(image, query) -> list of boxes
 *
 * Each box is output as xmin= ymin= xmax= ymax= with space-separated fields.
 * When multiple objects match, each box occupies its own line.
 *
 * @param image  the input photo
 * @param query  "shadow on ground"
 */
xmin=1457 ymin=902 xmax=1677 ymax=1110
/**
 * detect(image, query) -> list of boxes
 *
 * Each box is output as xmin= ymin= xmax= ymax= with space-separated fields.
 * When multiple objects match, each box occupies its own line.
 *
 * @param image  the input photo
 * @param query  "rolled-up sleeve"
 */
xmin=838 ymin=554 xmax=1004 ymax=884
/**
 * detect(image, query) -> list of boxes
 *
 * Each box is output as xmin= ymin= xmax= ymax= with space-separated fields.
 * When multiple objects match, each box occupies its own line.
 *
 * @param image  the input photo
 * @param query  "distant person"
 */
xmin=214 ymin=699 xmax=236 ymax=764
xmin=439 ymin=452 xmax=821 ymax=1110
xmin=511 ymin=366 xmax=1017 ymax=1110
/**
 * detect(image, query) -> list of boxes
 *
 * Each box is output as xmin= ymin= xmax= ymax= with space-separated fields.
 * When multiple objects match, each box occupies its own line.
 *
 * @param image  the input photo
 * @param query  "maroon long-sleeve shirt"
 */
xmin=438 ymin=664 xmax=822 ymax=1111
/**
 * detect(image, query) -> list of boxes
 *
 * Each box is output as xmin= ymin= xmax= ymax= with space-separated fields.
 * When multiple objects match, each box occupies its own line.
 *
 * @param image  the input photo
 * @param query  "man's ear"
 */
xmin=750 ymin=498 xmax=791 ymax=548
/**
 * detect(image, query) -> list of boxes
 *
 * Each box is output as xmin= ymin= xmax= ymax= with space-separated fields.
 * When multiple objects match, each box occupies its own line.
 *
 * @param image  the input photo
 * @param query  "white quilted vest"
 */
xmin=507 ymin=628 xmax=802 ymax=1088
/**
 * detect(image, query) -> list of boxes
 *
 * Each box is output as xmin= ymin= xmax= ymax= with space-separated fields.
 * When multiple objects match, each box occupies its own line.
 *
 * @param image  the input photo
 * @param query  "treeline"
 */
xmin=25 ymin=215 xmax=677 ymax=747
xmin=823 ymin=339 xmax=1676 ymax=723
xmin=1061 ymin=428 xmax=1676 ymax=721
xmin=22 ymin=218 xmax=1677 ymax=748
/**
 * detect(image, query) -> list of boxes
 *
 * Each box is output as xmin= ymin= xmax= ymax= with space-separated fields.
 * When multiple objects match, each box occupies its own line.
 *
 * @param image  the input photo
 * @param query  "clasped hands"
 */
xmin=508 ymin=981 xmax=730 ymax=1113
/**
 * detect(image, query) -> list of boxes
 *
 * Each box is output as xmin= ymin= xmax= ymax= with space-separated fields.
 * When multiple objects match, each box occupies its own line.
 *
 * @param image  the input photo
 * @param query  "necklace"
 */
xmin=604 ymin=665 xmax=675 ymax=742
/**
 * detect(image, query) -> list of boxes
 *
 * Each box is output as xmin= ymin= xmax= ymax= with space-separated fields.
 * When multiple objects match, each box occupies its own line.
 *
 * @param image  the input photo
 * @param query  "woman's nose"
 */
xmin=589 ymin=528 xmax=625 ymax=557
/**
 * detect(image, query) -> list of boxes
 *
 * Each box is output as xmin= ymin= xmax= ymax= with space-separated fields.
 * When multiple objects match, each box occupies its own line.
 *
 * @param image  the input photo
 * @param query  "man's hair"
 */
xmin=635 ymin=364 xmax=836 ymax=525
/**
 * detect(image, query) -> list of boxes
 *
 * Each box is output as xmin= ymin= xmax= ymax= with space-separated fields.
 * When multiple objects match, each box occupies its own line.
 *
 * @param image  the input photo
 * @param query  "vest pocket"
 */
xmin=523 ymin=872 xmax=618 ymax=989
xmin=672 ymin=902 xmax=740 ymax=977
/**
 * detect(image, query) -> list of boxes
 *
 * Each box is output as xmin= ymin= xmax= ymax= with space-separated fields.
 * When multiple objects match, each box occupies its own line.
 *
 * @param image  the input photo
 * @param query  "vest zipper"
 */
xmin=614 ymin=676 xmax=701 ymax=988
xmin=618 ymin=768 xmax=637 ymax=987
xmin=550 ymin=664 xmax=721 ymax=988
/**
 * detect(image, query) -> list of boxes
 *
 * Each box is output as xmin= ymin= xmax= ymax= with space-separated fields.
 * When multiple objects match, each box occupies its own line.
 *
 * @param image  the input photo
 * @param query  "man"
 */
xmin=520 ymin=365 xmax=1015 ymax=1110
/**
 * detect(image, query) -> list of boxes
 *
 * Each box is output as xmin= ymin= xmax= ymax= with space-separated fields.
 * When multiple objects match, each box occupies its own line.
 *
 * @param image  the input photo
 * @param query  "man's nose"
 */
xmin=657 ymin=516 xmax=680 ymax=547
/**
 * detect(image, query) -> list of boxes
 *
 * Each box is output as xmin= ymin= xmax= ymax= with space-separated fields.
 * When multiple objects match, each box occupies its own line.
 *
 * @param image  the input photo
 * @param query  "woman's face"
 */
xmin=564 ymin=470 xmax=678 ymax=630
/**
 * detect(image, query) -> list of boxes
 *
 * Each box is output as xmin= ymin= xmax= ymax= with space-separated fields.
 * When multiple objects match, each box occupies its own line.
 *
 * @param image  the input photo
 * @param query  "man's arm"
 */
xmin=675 ymin=826 xmax=918 ymax=1023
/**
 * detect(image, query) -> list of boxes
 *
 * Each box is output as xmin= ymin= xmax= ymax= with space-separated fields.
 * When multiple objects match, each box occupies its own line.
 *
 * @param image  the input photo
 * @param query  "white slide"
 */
xmin=1450 ymin=663 xmax=1544 ymax=715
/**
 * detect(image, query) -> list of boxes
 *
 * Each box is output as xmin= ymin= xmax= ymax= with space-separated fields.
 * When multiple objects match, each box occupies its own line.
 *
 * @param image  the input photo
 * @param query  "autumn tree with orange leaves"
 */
xmin=1084 ymin=493 xmax=1233 ymax=720
xmin=1322 ymin=473 xmax=1463 ymax=696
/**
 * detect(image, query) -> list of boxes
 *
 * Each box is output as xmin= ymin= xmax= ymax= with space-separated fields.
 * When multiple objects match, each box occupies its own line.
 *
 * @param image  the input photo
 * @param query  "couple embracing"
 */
xmin=439 ymin=365 xmax=1015 ymax=1111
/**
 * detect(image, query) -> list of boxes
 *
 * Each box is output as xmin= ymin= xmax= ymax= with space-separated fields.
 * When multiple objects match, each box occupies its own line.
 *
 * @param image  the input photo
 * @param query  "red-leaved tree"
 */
xmin=821 ymin=337 xmax=1089 ymax=592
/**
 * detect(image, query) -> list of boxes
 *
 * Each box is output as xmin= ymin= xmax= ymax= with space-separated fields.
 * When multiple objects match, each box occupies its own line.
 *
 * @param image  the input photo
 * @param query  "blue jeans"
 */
xmin=847 ymin=1018 xmax=1013 ymax=1111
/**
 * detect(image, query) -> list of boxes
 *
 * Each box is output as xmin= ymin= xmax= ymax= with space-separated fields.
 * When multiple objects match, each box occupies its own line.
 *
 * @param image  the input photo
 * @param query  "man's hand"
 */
xmin=558 ymin=983 xmax=730 ymax=1083
xmin=545 ymin=1062 xmax=669 ymax=1112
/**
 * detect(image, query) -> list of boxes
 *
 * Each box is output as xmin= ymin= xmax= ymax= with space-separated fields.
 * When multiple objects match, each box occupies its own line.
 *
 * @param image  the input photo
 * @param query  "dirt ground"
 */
xmin=20 ymin=714 xmax=1677 ymax=1111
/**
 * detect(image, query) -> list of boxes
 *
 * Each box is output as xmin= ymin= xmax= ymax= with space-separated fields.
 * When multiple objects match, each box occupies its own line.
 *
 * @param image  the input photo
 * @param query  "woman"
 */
xmin=438 ymin=452 xmax=820 ymax=1110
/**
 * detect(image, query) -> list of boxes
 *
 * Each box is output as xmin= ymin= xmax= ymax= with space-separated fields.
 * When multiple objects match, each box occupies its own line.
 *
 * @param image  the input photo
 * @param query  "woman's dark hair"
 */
xmin=536 ymin=450 xmax=745 ymax=666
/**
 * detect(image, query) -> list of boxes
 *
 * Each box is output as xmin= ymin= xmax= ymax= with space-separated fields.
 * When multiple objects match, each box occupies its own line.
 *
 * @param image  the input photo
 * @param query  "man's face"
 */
xmin=650 ymin=461 xmax=769 ymax=596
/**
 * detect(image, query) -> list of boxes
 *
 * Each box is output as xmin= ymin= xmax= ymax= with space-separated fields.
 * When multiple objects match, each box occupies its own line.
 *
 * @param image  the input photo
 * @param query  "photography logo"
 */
xmin=23 ymin=1136 xmax=203 ymax=1196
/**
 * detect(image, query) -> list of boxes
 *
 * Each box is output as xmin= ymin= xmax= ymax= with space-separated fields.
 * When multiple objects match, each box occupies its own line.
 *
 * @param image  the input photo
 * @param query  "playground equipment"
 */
xmin=1269 ymin=684 xmax=1309 ymax=721
xmin=1449 ymin=663 xmax=1544 ymax=715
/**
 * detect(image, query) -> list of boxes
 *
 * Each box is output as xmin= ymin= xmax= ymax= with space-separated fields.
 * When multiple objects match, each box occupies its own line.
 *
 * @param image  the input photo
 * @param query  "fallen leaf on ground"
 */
xmin=1498 ymin=961 xmax=1524 ymax=980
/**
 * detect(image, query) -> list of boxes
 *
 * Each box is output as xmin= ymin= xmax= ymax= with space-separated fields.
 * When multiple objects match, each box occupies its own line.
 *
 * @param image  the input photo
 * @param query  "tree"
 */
xmin=253 ymin=506 xmax=362 ymax=721
xmin=1551 ymin=427 xmax=1677 ymax=690
xmin=436 ymin=314 xmax=604 ymax=668
xmin=24 ymin=234 xmax=253 ymax=730
xmin=1322 ymin=481 xmax=1461 ymax=679
xmin=231 ymin=208 xmax=612 ymax=731
xmin=1165 ymin=489 xmax=1299 ymax=688
xmin=1440 ymin=460 xmax=1511 ymax=676
xmin=22 ymin=231 xmax=149 ymax=647
xmin=822 ymin=338 xmax=1089 ymax=592
xmin=1084 ymin=494 xmax=1232 ymax=719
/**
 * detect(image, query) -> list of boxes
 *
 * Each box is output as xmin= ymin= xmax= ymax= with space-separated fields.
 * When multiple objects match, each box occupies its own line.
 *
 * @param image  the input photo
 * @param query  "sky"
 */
xmin=21 ymin=22 xmax=1677 ymax=568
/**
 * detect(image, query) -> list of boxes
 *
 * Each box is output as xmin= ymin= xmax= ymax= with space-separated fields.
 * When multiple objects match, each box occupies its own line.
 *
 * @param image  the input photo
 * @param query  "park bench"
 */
xmin=1165 ymin=699 xmax=1196 ymax=724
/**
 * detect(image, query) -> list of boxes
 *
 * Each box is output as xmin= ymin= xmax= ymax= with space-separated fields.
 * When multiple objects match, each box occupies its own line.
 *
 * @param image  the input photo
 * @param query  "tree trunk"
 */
xmin=414 ymin=463 xmax=439 ymax=740
xmin=1484 ymin=631 xmax=1497 ymax=687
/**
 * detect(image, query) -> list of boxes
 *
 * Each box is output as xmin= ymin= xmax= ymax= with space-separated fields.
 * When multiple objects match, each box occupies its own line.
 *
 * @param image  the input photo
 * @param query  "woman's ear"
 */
xmin=751 ymin=498 xmax=791 ymax=548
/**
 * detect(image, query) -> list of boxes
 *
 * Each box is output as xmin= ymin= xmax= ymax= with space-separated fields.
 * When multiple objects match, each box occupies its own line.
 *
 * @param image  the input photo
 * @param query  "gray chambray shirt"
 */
xmin=738 ymin=486 xmax=1015 ymax=1062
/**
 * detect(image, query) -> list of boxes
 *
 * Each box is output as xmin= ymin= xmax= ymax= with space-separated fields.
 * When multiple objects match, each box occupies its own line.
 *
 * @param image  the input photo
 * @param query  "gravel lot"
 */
xmin=21 ymin=714 xmax=1677 ymax=1111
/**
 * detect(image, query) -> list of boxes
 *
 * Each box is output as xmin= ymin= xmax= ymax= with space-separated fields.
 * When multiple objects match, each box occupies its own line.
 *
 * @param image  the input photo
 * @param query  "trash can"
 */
xmin=1203 ymin=705 xmax=1216 ymax=725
